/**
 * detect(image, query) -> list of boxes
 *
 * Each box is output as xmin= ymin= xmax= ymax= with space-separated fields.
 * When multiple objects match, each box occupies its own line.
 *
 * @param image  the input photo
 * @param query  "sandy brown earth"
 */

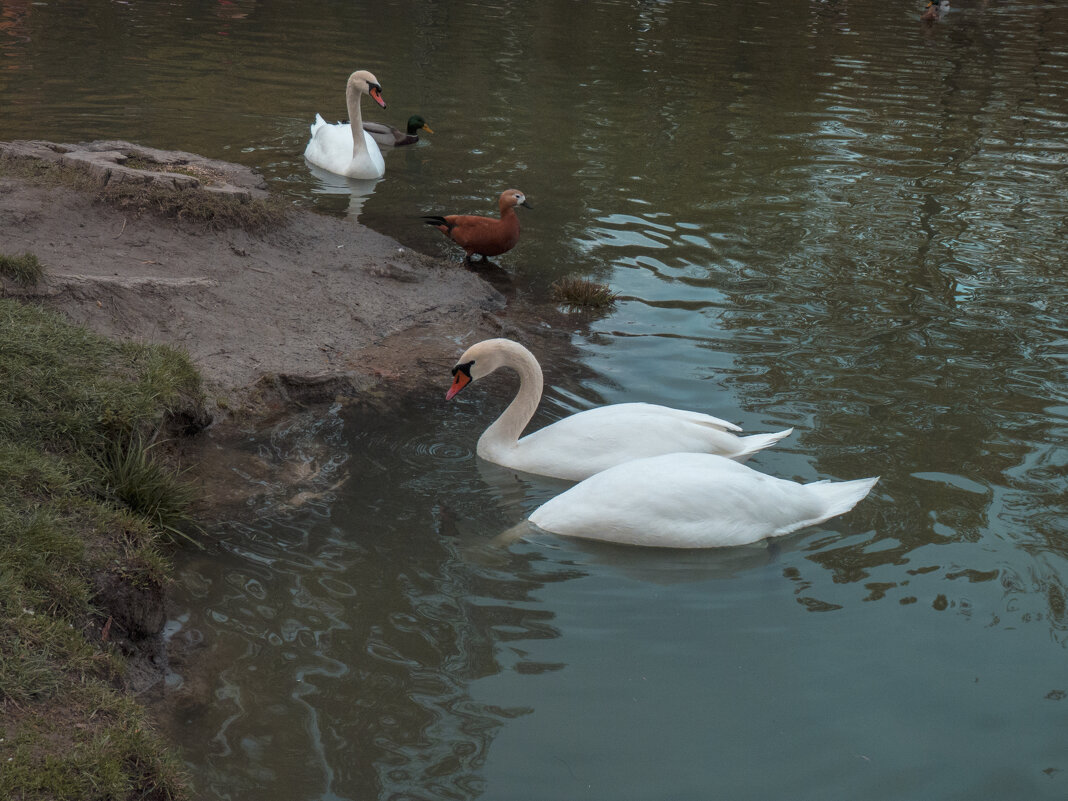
xmin=0 ymin=139 xmax=516 ymax=418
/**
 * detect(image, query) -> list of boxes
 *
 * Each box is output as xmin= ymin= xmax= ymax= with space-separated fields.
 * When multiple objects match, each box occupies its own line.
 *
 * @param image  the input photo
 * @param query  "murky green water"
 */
xmin=3 ymin=1 xmax=1067 ymax=799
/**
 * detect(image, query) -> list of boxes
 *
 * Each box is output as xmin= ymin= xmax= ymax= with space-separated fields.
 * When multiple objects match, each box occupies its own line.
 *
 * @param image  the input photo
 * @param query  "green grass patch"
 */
xmin=0 ymin=252 xmax=45 ymax=287
xmin=0 ymin=690 xmax=188 ymax=801
xmin=0 ymin=297 xmax=204 ymax=800
xmin=96 ymin=435 xmax=202 ymax=547
xmin=0 ymin=300 xmax=201 ymax=451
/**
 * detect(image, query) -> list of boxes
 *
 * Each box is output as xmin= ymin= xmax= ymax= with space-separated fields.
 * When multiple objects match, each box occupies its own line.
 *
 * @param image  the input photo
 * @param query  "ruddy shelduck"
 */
xmin=423 ymin=189 xmax=531 ymax=266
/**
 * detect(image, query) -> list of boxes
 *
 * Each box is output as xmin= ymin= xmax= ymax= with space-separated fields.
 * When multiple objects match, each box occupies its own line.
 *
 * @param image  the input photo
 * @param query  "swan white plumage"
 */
xmin=446 ymin=338 xmax=793 ymax=482
xmin=526 ymin=452 xmax=879 ymax=548
xmin=304 ymin=70 xmax=387 ymax=179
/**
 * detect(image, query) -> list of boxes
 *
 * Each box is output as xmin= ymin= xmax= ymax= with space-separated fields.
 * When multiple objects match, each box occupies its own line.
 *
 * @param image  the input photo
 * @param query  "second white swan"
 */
xmin=526 ymin=452 xmax=879 ymax=548
xmin=446 ymin=338 xmax=793 ymax=482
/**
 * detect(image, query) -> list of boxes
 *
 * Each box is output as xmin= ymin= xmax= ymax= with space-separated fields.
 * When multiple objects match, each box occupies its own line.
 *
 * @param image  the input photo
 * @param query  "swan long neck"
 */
xmin=345 ymin=80 xmax=367 ymax=158
xmin=479 ymin=345 xmax=543 ymax=451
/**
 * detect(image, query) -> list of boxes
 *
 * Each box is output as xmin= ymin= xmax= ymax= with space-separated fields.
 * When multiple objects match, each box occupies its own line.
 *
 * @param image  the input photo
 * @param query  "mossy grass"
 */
xmin=550 ymin=275 xmax=619 ymax=309
xmin=0 ymin=297 xmax=203 ymax=799
xmin=0 ymin=251 xmax=45 ymax=287
xmin=0 ymin=152 xmax=289 ymax=232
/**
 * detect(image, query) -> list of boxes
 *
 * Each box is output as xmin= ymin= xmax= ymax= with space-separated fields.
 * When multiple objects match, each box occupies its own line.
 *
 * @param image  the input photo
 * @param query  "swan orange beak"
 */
xmin=369 ymin=85 xmax=386 ymax=109
xmin=446 ymin=372 xmax=470 ymax=400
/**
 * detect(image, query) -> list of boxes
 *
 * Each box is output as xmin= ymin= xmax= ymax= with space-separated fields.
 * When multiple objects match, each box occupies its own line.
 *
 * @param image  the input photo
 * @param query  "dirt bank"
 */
xmin=0 ymin=139 xmax=514 ymax=418
xmin=2 ymin=140 xmax=588 ymax=723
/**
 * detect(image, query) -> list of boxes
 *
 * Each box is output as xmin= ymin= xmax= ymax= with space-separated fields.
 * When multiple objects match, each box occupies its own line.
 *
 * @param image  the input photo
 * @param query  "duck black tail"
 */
xmin=422 ymin=215 xmax=452 ymax=230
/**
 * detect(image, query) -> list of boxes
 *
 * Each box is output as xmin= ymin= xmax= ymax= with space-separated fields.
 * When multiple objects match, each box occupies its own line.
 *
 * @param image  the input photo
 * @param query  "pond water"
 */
xmin=3 ymin=1 xmax=1067 ymax=799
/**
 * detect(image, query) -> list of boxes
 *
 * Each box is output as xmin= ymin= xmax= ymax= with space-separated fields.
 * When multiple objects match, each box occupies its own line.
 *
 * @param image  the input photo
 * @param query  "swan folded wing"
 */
xmin=304 ymin=121 xmax=354 ymax=162
xmin=305 ymin=125 xmax=384 ymax=178
xmin=625 ymin=403 xmax=743 ymax=432
xmin=510 ymin=403 xmax=749 ymax=481
xmin=527 ymin=453 xmax=877 ymax=549
xmin=529 ymin=463 xmax=791 ymax=548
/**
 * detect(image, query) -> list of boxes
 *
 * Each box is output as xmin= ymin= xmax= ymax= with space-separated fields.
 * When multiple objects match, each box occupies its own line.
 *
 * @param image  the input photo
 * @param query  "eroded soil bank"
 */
xmin=0 ymin=139 xmax=516 ymax=418
xmin=0 ymin=141 xmax=585 ymax=771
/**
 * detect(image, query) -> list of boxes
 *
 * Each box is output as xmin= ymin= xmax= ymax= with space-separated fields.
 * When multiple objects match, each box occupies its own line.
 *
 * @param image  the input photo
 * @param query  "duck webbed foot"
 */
xmin=465 ymin=253 xmax=500 ymax=270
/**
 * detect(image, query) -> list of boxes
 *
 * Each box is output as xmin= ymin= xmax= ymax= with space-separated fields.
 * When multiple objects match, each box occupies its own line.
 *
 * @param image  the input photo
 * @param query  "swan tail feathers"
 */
xmin=808 ymin=476 xmax=879 ymax=522
xmin=309 ymin=113 xmax=328 ymax=136
xmin=732 ymin=427 xmax=794 ymax=461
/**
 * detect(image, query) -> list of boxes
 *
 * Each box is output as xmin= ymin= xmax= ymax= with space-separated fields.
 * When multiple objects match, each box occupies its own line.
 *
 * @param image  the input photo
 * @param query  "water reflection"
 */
xmin=168 ymin=404 xmax=583 ymax=800
xmin=304 ymin=162 xmax=383 ymax=218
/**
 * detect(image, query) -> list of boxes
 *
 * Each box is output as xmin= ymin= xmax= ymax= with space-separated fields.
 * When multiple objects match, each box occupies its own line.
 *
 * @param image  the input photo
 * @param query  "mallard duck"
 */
xmin=423 ymin=189 xmax=531 ymax=266
xmin=304 ymin=70 xmax=386 ymax=180
xmin=363 ymin=114 xmax=433 ymax=147
xmin=446 ymin=338 xmax=793 ymax=481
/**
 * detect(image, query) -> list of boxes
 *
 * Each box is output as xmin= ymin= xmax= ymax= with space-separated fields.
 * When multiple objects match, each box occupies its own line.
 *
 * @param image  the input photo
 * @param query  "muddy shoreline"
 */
xmin=1 ymin=140 xmax=583 ymax=711
xmin=0 ymin=139 xmax=524 ymax=419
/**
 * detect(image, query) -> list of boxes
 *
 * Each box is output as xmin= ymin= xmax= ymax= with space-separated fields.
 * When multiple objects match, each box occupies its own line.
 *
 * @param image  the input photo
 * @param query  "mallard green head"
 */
xmin=406 ymin=115 xmax=434 ymax=135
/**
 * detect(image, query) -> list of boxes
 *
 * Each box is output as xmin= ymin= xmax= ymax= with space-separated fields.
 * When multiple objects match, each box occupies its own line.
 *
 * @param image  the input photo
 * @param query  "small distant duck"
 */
xmin=525 ymin=452 xmax=879 ymax=549
xmin=423 ymin=189 xmax=531 ymax=266
xmin=446 ymin=338 xmax=793 ymax=481
xmin=922 ymin=0 xmax=949 ymax=21
xmin=363 ymin=114 xmax=433 ymax=147
xmin=304 ymin=70 xmax=387 ymax=180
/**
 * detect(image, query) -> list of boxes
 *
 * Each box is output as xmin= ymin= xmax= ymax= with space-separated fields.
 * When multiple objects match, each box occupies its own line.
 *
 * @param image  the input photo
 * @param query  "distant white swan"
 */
xmin=526 ymin=452 xmax=879 ymax=548
xmin=304 ymin=69 xmax=386 ymax=179
xmin=446 ymin=338 xmax=793 ymax=482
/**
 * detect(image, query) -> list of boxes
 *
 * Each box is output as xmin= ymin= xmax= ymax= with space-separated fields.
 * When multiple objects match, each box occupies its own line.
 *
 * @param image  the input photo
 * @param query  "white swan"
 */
xmin=526 ymin=452 xmax=879 ymax=548
xmin=304 ymin=70 xmax=387 ymax=179
xmin=446 ymin=338 xmax=793 ymax=482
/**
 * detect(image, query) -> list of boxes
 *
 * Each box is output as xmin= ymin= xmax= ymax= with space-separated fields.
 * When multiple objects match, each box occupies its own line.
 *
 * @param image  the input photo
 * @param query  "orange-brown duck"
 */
xmin=423 ymin=189 xmax=531 ymax=266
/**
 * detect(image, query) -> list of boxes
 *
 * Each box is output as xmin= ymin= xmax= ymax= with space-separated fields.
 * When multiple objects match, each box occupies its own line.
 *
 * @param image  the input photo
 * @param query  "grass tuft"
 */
xmin=550 ymin=275 xmax=619 ymax=309
xmin=97 ymin=434 xmax=201 ymax=546
xmin=0 ymin=252 xmax=45 ymax=287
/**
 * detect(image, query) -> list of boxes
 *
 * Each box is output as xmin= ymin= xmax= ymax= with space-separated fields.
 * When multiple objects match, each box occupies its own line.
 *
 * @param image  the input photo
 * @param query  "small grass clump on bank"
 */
xmin=0 ymin=297 xmax=205 ymax=800
xmin=96 ymin=434 xmax=201 ymax=546
xmin=551 ymin=275 xmax=619 ymax=310
xmin=0 ymin=251 xmax=45 ymax=287
xmin=0 ymin=152 xmax=289 ymax=233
